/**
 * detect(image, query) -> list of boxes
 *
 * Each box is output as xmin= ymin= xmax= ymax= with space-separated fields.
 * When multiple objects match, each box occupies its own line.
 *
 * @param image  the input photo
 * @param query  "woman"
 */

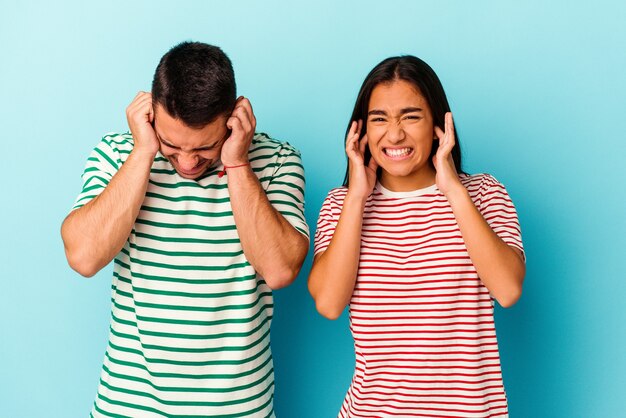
xmin=308 ymin=56 xmax=525 ymax=417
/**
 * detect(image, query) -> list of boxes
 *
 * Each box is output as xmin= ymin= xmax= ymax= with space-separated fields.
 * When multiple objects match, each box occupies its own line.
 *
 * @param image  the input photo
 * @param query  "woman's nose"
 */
xmin=386 ymin=122 xmax=406 ymax=143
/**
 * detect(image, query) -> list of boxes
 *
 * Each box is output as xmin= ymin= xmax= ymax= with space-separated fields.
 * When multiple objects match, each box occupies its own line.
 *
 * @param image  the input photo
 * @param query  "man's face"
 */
xmin=153 ymin=104 xmax=230 ymax=179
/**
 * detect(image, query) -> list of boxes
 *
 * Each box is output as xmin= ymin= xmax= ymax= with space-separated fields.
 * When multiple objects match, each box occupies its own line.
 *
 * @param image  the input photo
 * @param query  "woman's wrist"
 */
xmin=443 ymin=183 xmax=471 ymax=206
xmin=345 ymin=190 xmax=369 ymax=208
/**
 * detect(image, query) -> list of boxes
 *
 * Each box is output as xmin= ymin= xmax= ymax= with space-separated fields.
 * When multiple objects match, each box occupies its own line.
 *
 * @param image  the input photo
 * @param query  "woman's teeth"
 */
xmin=384 ymin=147 xmax=412 ymax=157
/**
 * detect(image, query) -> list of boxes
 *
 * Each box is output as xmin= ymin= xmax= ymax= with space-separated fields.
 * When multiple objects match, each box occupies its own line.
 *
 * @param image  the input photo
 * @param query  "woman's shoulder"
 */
xmin=460 ymin=172 xmax=505 ymax=191
xmin=323 ymin=186 xmax=349 ymax=204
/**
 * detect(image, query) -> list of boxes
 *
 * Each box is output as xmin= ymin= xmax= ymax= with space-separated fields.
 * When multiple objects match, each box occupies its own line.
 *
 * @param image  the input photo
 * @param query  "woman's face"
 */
xmin=366 ymin=79 xmax=437 ymax=191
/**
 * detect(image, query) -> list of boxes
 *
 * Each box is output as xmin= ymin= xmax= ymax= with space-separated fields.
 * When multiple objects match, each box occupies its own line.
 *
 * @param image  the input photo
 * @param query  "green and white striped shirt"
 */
xmin=72 ymin=132 xmax=308 ymax=417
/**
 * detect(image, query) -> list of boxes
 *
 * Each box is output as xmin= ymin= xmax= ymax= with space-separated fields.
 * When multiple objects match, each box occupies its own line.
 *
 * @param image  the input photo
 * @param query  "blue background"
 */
xmin=1 ymin=1 xmax=624 ymax=417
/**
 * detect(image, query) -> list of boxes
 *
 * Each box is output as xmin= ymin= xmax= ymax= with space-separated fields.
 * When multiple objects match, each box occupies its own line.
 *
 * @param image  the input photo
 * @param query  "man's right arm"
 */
xmin=61 ymin=92 xmax=159 ymax=277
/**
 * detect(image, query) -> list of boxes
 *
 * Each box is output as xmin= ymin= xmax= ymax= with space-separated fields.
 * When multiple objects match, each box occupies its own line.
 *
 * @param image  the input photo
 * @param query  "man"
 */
xmin=61 ymin=41 xmax=309 ymax=417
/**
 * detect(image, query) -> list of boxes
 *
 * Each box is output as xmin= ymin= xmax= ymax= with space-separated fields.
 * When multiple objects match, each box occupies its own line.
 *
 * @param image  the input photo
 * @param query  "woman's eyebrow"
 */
xmin=399 ymin=107 xmax=423 ymax=114
xmin=368 ymin=107 xmax=423 ymax=116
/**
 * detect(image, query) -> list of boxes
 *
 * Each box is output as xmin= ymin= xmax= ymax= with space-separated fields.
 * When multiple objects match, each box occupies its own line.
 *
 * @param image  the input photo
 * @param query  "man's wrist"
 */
xmin=221 ymin=157 xmax=250 ymax=167
xmin=218 ymin=162 xmax=251 ymax=178
xmin=131 ymin=146 xmax=157 ymax=161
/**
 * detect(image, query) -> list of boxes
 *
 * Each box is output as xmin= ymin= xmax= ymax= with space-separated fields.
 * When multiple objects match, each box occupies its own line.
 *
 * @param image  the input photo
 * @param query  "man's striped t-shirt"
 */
xmin=72 ymin=132 xmax=309 ymax=418
xmin=314 ymin=174 xmax=524 ymax=418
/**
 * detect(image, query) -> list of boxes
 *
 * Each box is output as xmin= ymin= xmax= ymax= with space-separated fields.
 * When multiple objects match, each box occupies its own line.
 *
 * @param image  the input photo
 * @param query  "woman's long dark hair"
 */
xmin=343 ymin=56 xmax=464 ymax=186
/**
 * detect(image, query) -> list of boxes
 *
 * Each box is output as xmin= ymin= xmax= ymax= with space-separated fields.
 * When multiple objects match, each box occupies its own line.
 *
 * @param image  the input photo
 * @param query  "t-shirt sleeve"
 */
xmin=477 ymin=175 xmax=525 ymax=260
xmin=71 ymin=137 xmax=122 ymax=211
xmin=313 ymin=190 xmax=341 ymax=256
xmin=266 ymin=147 xmax=309 ymax=239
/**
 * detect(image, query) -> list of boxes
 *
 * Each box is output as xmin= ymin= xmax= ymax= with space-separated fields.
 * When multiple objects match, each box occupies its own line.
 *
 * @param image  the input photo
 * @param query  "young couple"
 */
xmin=62 ymin=41 xmax=525 ymax=418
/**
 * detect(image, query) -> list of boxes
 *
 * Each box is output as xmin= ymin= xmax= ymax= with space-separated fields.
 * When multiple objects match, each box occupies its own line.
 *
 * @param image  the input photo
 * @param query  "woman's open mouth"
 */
xmin=383 ymin=147 xmax=414 ymax=160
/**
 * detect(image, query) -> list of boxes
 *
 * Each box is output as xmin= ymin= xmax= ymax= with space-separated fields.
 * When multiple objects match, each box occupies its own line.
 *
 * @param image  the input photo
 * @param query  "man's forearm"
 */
xmin=61 ymin=150 xmax=154 ymax=277
xmin=227 ymin=165 xmax=308 ymax=289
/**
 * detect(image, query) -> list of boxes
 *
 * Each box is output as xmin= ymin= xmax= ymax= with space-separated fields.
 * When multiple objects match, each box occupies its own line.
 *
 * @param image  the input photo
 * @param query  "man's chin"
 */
xmin=175 ymin=164 xmax=209 ymax=179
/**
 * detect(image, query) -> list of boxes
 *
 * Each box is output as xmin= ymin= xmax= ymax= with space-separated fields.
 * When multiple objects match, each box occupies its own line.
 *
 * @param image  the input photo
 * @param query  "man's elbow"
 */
xmin=65 ymin=248 xmax=100 ymax=278
xmin=62 ymin=235 xmax=99 ymax=278
xmin=262 ymin=264 xmax=302 ymax=290
xmin=61 ymin=216 xmax=111 ymax=278
xmin=263 ymin=238 xmax=308 ymax=289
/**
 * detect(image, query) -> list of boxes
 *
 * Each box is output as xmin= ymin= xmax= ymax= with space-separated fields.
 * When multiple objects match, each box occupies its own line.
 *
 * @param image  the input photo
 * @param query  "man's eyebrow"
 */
xmin=194 ymin=138 xmax=222 ymax=150
xmin=156 ymin=134 xmax=180 ymax=149
xmin=157 ymin=132 xmax=228 ymax=151
xmin=368 ymin=109 xmax=387 ymax=116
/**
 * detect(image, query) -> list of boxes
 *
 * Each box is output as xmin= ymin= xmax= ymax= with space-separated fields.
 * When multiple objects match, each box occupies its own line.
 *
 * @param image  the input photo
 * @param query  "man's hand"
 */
xmin=221 ymin=97 xmax=256 ymax=166
xmin=62 ymin=92 xmax=161 ymax=277
xmin=126 ymin=92 xmax=159 ymax=158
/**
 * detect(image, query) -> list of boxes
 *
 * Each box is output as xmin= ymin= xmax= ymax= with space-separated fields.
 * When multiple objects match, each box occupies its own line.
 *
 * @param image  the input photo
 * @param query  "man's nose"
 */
xmin=177 ymin=153 xmax=199 ymax=170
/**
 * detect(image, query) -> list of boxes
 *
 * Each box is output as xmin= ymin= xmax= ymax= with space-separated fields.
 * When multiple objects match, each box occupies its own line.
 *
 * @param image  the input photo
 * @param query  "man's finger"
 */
xmin=238 ymin=97 xmax=256 ymax=126
xmin=232 ymin=107 xmax=252 ymax=133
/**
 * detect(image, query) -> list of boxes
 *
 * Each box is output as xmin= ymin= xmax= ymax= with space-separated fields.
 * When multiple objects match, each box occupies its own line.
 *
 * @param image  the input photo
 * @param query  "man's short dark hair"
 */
xmin=152 ymin=41 xmax=236 ymax=128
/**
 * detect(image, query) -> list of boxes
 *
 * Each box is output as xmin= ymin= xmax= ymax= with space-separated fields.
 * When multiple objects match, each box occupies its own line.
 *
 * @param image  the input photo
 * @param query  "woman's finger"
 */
xmin=445 ymin=112 xmax=455 ymax=146
xmin=346 ymin=121 xmax=358 ymax=143
xmin=359 ymin=133 xmax=368 ymax=155
xmin=445 ymin=112 xmax=453 ymax=135
xmin=346 ymin=130 xmax=358 ymax=154
xmin=434 ymin=126 xmax=445 ymax=142
xmin=367 ymin=152 xmax=379 ymax=172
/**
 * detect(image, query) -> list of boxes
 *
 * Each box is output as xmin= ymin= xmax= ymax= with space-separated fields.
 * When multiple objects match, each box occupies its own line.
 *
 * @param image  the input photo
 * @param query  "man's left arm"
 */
xmin=222 ymin=97 xmax=309 ymax=289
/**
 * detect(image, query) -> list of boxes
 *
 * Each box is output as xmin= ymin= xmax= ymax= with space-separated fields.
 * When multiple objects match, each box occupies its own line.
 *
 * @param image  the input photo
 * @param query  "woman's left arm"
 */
xmin=434 ymin=113 xmax=525 ymax=308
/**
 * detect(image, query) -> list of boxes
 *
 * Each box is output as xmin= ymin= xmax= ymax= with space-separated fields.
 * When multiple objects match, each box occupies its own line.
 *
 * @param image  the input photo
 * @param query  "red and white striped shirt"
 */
xmin=314 ymin=174 xmax=524 ymax=418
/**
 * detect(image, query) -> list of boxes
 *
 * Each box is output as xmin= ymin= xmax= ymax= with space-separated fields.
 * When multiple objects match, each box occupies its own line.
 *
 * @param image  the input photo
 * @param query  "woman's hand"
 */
xmin=433 ymin=112 xmax=463 ymax=196
xmin=346 ymin=120 xmax=378 ymax=200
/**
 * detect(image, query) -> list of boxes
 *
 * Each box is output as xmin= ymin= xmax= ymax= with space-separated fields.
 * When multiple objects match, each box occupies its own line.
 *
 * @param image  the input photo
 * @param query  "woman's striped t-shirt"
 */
xmin=313 ymin=174 xmax=524 ymax=418
xmin=72 ymin=132 xmax=308 ymax=418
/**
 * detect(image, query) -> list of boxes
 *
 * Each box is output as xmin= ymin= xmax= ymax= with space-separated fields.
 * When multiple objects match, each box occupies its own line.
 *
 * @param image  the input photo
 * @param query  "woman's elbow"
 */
xmin=495 ymin=283 xmax=523 ymax=308
xmin=308 ymin=286 xmax=346 ymax=320
xmin=314 ymin=299 xmax=345 ymax=320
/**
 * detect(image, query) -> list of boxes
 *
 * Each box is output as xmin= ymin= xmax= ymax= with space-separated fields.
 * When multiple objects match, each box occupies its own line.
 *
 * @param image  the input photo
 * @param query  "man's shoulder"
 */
xmin=250 ymin=133 xmax=301 ymax=157
xmin=99 ymin=132 xmax=135 ymax=150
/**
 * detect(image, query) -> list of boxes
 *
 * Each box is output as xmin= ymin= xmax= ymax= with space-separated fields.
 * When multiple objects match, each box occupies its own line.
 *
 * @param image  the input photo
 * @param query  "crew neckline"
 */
xmin=375 ymin=181 xmax=439 ymax=198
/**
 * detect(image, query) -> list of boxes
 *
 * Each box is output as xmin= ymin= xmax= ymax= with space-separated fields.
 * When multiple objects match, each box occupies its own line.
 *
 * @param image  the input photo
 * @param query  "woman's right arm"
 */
xmin=307 ymin=121 xmax=378 ymax=320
